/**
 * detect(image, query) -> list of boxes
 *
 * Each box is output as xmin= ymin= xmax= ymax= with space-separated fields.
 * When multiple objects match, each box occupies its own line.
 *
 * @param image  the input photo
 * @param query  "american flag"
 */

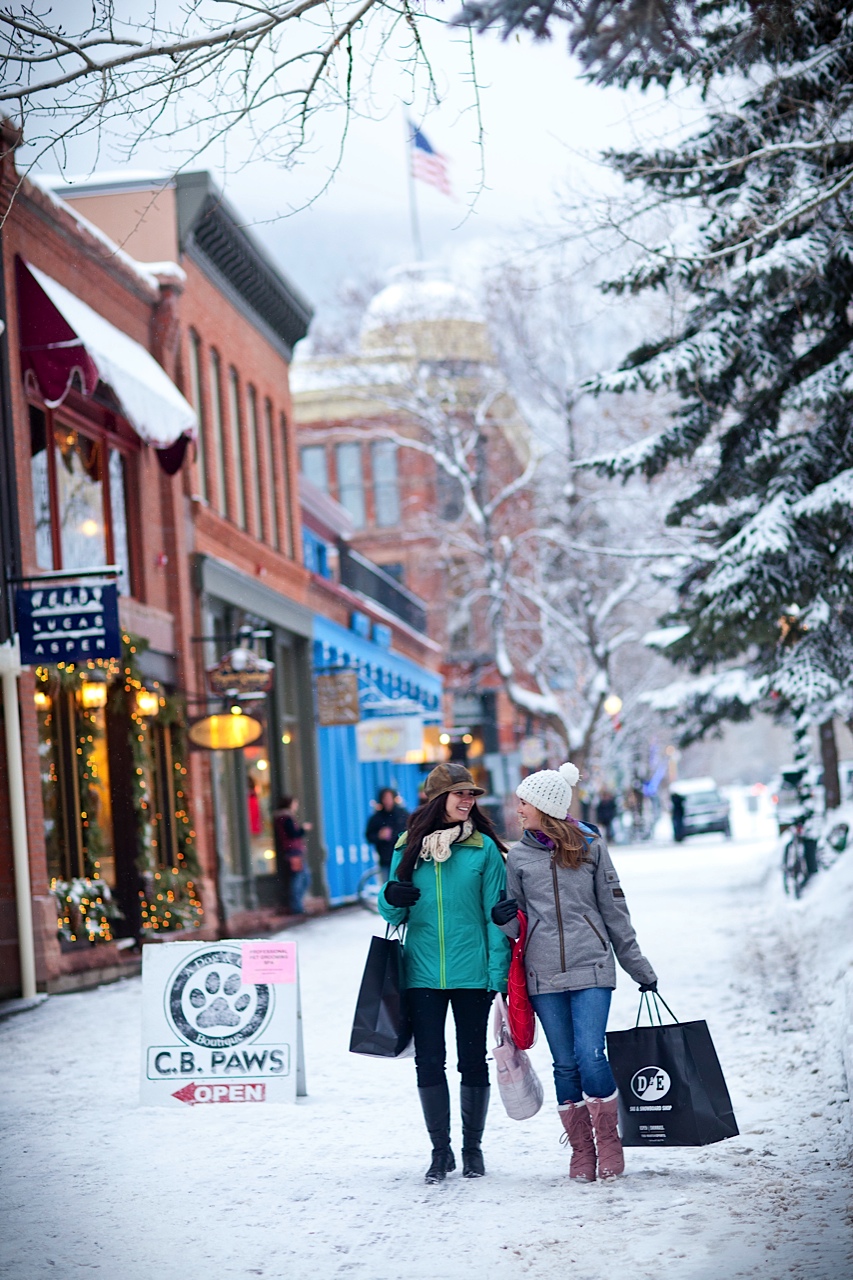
xmin=409 ymin=123 xmax=452 ymax=198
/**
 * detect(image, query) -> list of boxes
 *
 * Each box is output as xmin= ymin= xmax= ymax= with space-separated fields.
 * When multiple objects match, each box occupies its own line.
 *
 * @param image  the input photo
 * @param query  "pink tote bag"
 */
xmin=492 ymin=993 xmax=544 ymax=1121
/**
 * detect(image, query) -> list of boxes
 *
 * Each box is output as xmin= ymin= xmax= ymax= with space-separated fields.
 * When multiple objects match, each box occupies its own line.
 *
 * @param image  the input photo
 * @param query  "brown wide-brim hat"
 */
xmin=423 ymin=763 xmax=485 ymax=802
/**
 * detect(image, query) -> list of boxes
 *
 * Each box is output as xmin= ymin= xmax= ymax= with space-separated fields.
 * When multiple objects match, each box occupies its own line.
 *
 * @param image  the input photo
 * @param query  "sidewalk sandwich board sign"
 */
xmin=140 ymin=939 xmax=306 ymax=1106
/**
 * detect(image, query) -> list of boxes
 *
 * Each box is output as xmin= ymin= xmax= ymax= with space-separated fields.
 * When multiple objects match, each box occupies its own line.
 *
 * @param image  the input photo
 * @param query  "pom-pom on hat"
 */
xmin=516 ymin=762 xmax=580 ymax=819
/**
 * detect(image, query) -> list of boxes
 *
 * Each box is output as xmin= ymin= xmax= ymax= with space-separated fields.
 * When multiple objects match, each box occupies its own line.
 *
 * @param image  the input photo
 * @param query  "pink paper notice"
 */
xmin=241 ymin=942 xmax=297 ymax=984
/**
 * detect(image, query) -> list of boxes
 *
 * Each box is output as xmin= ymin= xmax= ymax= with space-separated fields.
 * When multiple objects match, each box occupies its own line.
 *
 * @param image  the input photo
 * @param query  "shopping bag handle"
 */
xmin=635 ymin=990 xmax=678 ymax=1027
xmin=385 ymin=922 xmax=407 ymax=943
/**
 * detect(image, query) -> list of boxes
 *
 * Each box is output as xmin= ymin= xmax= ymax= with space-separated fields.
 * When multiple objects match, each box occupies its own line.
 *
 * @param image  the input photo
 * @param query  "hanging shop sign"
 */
xmin=316 ymin=669 xmax=360 ymax=726
xmin=141 ymin=939 xmax=306 ymax=1106
xmin=188 ymin=711 xmax=263 ymax=750
xmin=207 ymin=645 xmax=274 ymax=698
xmin=356 ymin=716 xmax=424 ymax=763
xmin=16 ymin=582 xmax=121 ymax=665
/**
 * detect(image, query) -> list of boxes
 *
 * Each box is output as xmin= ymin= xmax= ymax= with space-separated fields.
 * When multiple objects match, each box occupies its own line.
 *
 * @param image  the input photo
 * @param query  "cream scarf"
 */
xmin=420 ymin=818 xmax=474 ymax=863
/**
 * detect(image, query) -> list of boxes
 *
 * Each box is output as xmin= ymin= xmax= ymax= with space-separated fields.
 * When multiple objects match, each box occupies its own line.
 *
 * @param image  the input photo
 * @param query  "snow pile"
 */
xmin=766 ymin=806 xmax=853 ymax=1109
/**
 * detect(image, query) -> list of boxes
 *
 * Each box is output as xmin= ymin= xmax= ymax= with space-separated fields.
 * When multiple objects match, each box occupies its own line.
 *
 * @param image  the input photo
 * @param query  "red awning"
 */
xmin=16 ymin=257 xmax=196 ymax=474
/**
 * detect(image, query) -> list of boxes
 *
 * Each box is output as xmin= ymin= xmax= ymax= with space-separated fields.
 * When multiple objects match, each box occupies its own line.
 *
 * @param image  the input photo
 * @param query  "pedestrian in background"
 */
xmin=596 ymin=789 xmax=617 ymax=842
xmin=365 ymin=787 xmax=409 ymax=882
xmin=274 ymin=796 xmax=312 ymax=915
xmin=379 ymin=763 xmax=510 ymax=1184
xmin=492 ymin=762 xmax=657 ymax=1181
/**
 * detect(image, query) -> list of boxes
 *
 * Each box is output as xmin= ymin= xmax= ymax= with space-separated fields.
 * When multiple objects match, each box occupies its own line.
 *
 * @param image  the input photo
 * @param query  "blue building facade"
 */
xmin=312 ymin=615 xmax=442 ymax=904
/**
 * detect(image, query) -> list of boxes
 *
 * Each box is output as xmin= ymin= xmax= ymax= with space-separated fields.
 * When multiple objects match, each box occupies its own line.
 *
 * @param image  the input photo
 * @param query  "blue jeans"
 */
xmin=530 ymin=987 xmax=616 ymax=1104
xmin=289 ymin=868 xmax=310 ymax=914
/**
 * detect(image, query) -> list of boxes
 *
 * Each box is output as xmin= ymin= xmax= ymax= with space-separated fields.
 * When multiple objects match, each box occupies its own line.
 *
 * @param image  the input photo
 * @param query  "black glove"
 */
xmin=384 ymin=880 xmax=420 ymax=908
xmin=491 ymin=896 xmax=519 ymax=926
xmin=638 ymin=982 xmax=658 ymax=994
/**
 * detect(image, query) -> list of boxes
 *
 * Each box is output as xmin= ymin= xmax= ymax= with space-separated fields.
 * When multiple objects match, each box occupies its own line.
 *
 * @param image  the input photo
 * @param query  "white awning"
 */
xmin=27 ymin=264 xmax=196 ymax=449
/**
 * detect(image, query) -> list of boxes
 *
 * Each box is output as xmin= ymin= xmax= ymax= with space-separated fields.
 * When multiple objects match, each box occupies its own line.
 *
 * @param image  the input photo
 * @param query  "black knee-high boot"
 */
xmin=460 ymin=1084 xmax=490 ymax=1178
xmin=418 ymin=1081 xmax=456 ymax=1183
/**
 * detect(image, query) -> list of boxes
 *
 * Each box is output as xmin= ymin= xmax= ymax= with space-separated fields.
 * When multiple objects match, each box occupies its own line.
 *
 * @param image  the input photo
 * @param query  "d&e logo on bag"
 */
xmin=630 ymin=1065 xmax=671 ymax=1101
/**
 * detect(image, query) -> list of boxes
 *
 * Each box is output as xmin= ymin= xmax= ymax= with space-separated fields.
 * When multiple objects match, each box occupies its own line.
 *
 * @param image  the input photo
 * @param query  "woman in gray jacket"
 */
xmin=492 ymin=762 xmax=657 ymax=1181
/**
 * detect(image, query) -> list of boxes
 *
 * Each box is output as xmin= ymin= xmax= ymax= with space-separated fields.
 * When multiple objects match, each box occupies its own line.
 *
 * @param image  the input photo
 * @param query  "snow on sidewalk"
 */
xmin=0 ymin=836 xmax=850 ymax=1280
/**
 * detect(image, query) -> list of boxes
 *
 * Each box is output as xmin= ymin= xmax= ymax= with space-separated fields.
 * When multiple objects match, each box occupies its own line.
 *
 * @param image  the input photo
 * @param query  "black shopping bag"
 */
xmin=606 ymin=992 xmax=738 ymax=1147
xmin=349 ymin=928 xmax=413 ymax=1058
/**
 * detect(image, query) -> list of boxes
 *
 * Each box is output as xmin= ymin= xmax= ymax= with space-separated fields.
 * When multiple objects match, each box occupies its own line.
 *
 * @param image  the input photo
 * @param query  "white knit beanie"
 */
xmin=516 ymin=762 xmax=581 ymax=819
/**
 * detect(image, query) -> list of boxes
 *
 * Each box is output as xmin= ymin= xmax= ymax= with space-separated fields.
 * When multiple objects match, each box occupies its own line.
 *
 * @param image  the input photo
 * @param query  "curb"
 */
xmin=0 ymin=993 xmax=49 ymax=1023
xmin=844 ymin=974 xmax=853 ymax=1112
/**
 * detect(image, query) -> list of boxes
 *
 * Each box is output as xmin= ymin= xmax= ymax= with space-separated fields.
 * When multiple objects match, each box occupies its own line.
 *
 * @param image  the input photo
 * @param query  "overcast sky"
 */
xmin=28 ymin=9 xmax=705 ymax=317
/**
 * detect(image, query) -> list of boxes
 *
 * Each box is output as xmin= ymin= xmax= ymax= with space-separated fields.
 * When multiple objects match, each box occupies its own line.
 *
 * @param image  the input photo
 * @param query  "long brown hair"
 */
xmin=536 ymin=811 xmax=590 ymax=869
xmin=396 ymin=793 xmax=507 ymax=881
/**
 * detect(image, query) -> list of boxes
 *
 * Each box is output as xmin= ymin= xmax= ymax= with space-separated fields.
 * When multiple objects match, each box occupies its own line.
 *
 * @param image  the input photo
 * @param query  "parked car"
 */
xmin=771 ymin=764 xmax=825 ymax=833
xmin=670 ymin=777 xmax=731 ymax=842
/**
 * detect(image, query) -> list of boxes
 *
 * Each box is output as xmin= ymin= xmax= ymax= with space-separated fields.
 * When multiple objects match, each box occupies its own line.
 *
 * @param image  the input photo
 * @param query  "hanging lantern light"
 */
xmin=33 ymin=689 xmax=51 ymax=710
xmin=80 ymin=680 xmax=108 ymax=709
xmin=136 ymin=689 xmax=160 ymax=717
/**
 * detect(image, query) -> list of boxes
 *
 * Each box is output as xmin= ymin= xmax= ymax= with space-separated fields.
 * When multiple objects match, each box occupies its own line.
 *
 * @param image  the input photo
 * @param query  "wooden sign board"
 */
xmin=316 ymin=669 xmax=360 ymax=726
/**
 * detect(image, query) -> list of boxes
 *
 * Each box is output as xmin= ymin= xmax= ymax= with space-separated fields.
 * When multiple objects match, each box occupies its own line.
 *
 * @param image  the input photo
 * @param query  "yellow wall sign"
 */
xmin=356 ymin=717 xmax=424 ymax=763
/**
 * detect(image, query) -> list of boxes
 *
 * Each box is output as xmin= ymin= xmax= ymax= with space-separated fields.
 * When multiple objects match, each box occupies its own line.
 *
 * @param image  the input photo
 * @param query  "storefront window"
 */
xmin=34 ymin=668 xmax=116 ymax=886
xmin=28 ymin=405 xmax=133 ymax=590
xmin=56 ymin=427 xmax=107 ymax=570
xmin=245 ymin=740 xmax=275 ymax=877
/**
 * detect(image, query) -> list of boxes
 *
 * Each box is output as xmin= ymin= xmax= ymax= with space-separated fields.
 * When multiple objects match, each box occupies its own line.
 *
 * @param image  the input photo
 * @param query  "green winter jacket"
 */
xmin=378 ymin=830 xmax=510 ymax=992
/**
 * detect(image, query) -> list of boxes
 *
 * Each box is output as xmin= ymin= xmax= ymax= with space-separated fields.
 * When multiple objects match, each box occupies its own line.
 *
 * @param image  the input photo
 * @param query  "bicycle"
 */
xmin=781 ymin=813 xmax=848 ymax=895
xmin=782 ymin=810 xmax=817 ymax=898
xmin=356 ymin=863 xmax=384 ymax=913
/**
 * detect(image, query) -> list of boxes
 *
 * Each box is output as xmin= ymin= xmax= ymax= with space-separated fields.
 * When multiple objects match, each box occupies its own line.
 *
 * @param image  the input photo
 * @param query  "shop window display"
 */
xmin=29 ymin=404 xmax=132 ymax=591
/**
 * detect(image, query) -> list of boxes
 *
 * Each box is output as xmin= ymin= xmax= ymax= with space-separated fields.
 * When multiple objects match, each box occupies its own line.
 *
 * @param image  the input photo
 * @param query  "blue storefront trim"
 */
xmin=312 ymin=616 xmax=442 ymax=904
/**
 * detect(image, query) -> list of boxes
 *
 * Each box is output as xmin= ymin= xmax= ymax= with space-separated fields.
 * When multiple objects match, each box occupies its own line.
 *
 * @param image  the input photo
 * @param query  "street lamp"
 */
xmin=603 ymin=694 xmax=623 ymax=718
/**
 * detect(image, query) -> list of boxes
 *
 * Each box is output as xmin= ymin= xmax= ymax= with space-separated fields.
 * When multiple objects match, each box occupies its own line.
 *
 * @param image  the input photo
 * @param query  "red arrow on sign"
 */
xmin=172 ymin=1082 xmax=199 ymax=1105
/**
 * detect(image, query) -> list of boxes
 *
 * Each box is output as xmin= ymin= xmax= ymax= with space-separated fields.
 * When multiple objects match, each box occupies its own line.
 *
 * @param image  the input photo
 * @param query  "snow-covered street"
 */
xmin=1 ymin=834 xmax=851 ymax=1280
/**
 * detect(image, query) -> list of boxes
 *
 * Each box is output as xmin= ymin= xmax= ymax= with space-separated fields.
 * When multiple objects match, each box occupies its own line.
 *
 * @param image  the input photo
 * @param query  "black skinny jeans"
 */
xmin=407 ymin=988 xmax=494 ymax=1089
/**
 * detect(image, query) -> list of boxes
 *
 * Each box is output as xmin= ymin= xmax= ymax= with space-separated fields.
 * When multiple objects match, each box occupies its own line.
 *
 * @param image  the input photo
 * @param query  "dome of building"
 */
xmin=360 ymin=263 xmax=493 ymax=362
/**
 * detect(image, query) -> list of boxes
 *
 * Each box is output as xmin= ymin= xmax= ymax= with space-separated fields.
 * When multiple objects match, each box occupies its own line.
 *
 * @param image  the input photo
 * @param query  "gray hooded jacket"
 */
xmin=501 ymin=828 xmax=657 ymax=994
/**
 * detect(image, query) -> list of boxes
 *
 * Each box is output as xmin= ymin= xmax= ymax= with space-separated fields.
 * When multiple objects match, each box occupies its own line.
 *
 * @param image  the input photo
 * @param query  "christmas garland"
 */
xmin=111 ymin=633 xmax=204 ymax=934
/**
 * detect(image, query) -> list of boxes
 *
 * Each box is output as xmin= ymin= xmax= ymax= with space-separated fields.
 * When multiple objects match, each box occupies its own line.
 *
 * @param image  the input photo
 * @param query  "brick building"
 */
xmin=0 ymin=136 xmax=205 ymax=995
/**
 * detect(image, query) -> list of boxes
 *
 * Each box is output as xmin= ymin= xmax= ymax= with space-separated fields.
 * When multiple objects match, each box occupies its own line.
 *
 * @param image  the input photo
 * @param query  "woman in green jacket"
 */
xmin=379 ymin=763 xmax=510 ymax=1184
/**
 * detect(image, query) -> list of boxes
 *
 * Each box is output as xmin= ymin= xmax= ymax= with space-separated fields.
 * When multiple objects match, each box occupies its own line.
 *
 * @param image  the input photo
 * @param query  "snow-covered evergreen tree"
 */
xmin=582 ymin=1 xmax=853 ymax=743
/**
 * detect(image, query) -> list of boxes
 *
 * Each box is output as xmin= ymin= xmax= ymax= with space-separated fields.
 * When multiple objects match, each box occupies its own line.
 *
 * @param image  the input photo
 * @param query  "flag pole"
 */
xmin=404 ymin=114 xmax=425 ymax=262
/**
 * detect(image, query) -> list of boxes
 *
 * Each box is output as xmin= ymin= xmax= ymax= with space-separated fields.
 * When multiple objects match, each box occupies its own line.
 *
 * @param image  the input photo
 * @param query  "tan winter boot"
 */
xmin=585 ymin=1091 xmax=624 ymax=1179
xmin=557 ymin=1101 xmax=597 ymax=1181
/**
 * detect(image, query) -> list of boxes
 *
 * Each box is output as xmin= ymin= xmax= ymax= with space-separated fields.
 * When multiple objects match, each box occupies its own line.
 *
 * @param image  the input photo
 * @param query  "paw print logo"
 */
xmin=167 ymin=948 xmax=272 ymax=1048
xmin=189 ymin=971 xmax=250 ymax=1028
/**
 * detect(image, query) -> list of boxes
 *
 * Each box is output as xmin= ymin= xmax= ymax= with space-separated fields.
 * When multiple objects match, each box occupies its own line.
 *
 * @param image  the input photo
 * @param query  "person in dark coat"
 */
xmin=274 ymin=796 xmax=312 ymax=914
xmin=365 ymin=788 xmax=409 ymax=880
xmin=596 ymin=790 xmax=617 ymax=842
